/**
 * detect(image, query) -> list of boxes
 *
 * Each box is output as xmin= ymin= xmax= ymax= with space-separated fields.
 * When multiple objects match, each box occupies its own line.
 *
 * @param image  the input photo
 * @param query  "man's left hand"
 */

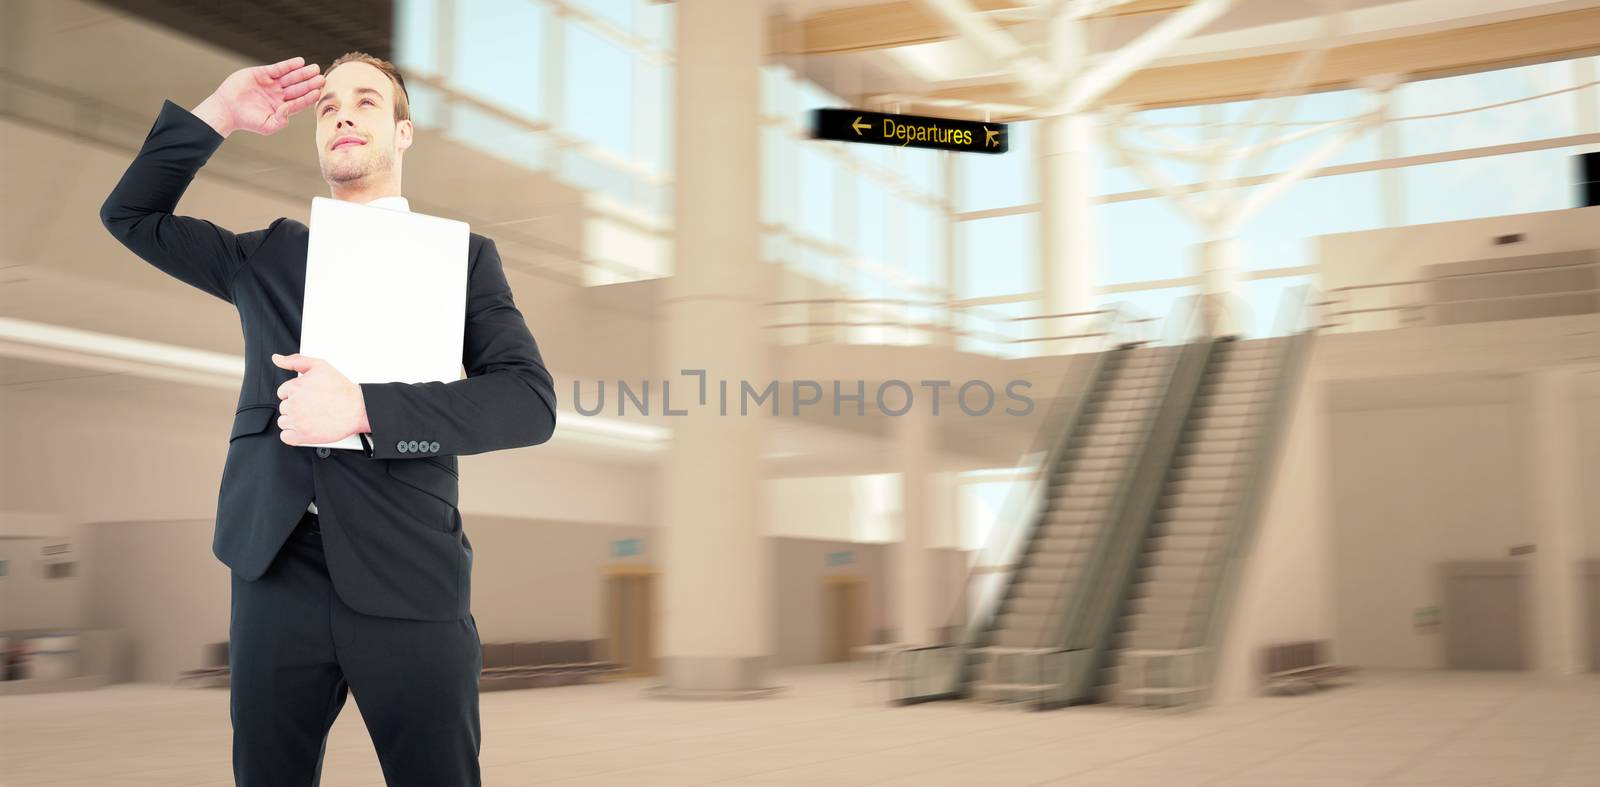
xmin=271 ymin=352 xmax=370 ymax=446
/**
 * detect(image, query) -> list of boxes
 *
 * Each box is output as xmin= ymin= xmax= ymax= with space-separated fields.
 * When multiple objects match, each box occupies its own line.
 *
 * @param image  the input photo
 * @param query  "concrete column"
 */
xmin=1526 ymin=368 xmax=1587 ymax=675
xmin=653 ymin=0 xmax=777 ymax=697
xmin=938 ymin=150 xmax=959 ymax=350
xmin=1576 ymin=57 xmax=1598 ymax=155
xmin=1196 ymin=237 xmax=1246 ymax=337
xmin=1376 ymin=88 xmax=1404 ymax=227
xmin=891 ymin=403 xmax=938 ymax=644
xmin=1037 ymin=112 xmax=1102 ymax=352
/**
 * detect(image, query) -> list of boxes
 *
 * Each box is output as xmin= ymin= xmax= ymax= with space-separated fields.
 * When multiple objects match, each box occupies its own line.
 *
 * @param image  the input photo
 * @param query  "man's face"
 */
xmin=314 ymin=62 xmax=412 ymax=186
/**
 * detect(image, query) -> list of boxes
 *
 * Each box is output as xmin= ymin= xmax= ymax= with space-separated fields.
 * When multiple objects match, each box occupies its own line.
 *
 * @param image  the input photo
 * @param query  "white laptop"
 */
xmin=299 ymin=196 xmax=470 ymax=450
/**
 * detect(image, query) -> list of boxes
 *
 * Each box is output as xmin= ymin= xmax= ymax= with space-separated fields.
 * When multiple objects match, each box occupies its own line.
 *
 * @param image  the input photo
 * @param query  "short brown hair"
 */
xmin=326 ymin=51 xmax=410 ymax=123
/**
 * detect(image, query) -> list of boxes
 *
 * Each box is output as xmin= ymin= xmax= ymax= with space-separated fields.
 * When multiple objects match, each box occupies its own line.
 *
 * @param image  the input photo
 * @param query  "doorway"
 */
xmin=603 ymin=566 xmax=657 ymax=677
xmin=1441 ymin=561 xmax=1527 ymax=670
xmin=823 ymin=575 xmax=868 ymax=663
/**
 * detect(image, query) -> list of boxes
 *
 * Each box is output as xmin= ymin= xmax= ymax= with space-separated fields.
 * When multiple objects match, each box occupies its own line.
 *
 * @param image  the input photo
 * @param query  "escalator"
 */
xmin=964 ymin=343 xmax=1183 ymax=705
xmin=1099 ymin=330 xmax=1314 ymax=706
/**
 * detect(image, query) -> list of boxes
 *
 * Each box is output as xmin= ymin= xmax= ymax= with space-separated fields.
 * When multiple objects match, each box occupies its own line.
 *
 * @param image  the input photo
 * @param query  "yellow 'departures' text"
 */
xmin=882 ymin=118 xmax=972 ymax=147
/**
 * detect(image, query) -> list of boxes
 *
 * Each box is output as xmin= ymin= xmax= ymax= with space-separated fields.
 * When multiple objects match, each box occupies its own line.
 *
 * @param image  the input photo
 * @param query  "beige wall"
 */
xmin=72 ymin=517 xmax=957 ymax=682
xmin=1580 ymin=377 xmax=1600 ymax=559
xmin=1326 ymin=380 xmax=1557 ymax=670
xmin=772 ymin=538 xmax=890 ymax=667
xmin=81 ymin=514 xmax=659 ymax=683
xmin=1320 ymin=205 xmax=1600 ymax=296
xmin=0 ymin=512 xmax=86 ymax=633
xmin=82 ymin=519 xmax=228 ymax=683
xmin=770 ymin=537 xmax=968 ymax=666
xmin=0 ymin=383 xmax=658 ymax=528
xmin=1214 ymin=344 xmax=1336 ymax=702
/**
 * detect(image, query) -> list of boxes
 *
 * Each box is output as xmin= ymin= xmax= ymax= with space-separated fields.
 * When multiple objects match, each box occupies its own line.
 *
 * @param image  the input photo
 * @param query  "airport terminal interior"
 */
xmin=2 ymin=0 xmax=1599 ymax=785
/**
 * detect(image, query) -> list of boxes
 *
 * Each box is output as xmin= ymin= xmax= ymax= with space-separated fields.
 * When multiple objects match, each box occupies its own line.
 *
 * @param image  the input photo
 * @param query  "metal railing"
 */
xmin=1062 ymin=296 xmax=1218 ymax=704
xmin=881 ymin=305 xmax=1148 ymax=703
xmin=1121 ymin=284 xmax=1321 ymax=707
xmin=1321 ymin=258 xmax=1600 ymax=332
xmin=887 ymin=296 xmax=1220 ymax=705
xmin=950 ymin=306 xmax=1148 ymax=643
xmin=763 ymin=298 xmax=1159 ymax=356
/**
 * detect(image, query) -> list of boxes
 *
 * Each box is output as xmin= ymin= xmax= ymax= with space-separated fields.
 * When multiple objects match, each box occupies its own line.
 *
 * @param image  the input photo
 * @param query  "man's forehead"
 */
xmin=320 ymin=65 xmax=390 ymax=103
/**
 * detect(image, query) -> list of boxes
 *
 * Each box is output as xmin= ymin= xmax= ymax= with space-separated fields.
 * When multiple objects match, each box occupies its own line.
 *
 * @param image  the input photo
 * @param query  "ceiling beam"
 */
xmin=759 ymin=0 xmax=1193 ymax=56
xmin=903 ymin=7 xmax=1600 ymax=116
xmin=766 ymin=0 xmax=1028 ymax=56
xmin=1078 ymin=0 xmax=1193 ymax=19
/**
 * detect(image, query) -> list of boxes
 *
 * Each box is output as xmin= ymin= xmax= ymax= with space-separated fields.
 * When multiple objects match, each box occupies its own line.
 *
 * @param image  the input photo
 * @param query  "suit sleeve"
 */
xmin=357 ymin=237 xmax=557 ymax=458
xmin=98 ymin=99 xmax=275 ymax=304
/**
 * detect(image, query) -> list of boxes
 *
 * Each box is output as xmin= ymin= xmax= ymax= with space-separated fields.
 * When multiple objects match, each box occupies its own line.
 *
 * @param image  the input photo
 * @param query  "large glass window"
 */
xmin=1398 ymin=60 xmax=1581 ymax=157
xmin=1236 ymin=172 xmax=1382 ymax=271
xmin=394 ymin=0 xmax=440 ymax=77
xmin=1220 ymin=89 xmax=1380 ymax=174
xmin=564 ymin=24 xmax=634 ymax=159
xmin=1098 ymin=198 xmax=1196 ymax=285
xmin=1240 ymin=275 xmax=1316 ymax=338
xmin=903 ymin=201 xmax=943 ymax=289
xmin=571 ymin=0 xmax=633 ymax=30
xmin=454 ymin=0 xmax=545 ymax=121
xmin=758 ymin=65 xmax=951 ymax=313
xmin=960 ymin=214 xmax=1036 ymax=299
xmin=857 ymin=178 xmax=887 ymax=265
xmin=959 ymin=121 xmax=1035 ymax=211
xmin=960 ymin=474 xmax=1025 ymax=553
xmin=797 ymin=146 xmax=837 ymax=240
xmin=1403 ymin=146 xmax=1578 ymax=225
xmin=1098 ymin=285 xmax=1193 ymax=329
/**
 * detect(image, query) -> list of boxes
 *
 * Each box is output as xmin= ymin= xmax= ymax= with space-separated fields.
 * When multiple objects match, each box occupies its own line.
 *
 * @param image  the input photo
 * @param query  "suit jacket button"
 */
xmin=429 ymin=441 xmax=440 ymax=452
xmin=397 ymin=440 xmax=409 ymax=453
xmin=315 ymin=447 xmax=330 ymax=458
xmin=407 ymin=440 xmax=420 ymax=452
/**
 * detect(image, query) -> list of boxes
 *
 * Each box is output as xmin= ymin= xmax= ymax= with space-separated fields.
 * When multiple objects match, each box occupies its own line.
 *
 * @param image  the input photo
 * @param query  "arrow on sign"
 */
xmin=852 ymin=116 xmax=870 ymax=136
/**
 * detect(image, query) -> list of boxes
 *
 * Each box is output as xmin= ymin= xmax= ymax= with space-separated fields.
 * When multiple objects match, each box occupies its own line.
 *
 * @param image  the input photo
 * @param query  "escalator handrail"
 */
xmin=942 ymin=304 xmax=1153 ymax=649
xmin=1040 ymin=294 xmax=1211 ymax=653
xmin=1189 ymin=284 xmax=1322 ymax=701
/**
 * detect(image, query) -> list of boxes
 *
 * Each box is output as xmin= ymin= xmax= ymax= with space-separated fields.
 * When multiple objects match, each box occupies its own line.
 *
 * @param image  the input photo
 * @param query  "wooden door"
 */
xmin=604 ymin=567 xmax=657 ymax=677
xmin=824 ymin=576 xmax=867 ymax=663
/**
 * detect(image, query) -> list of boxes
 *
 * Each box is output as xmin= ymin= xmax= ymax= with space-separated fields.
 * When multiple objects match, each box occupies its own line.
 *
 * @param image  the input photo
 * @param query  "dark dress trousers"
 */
xmin=100 ymin=99 xmax=558 ymax=787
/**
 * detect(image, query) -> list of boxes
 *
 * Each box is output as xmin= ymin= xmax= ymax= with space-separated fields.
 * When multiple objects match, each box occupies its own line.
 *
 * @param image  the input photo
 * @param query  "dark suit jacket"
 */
xmin=99 ymin=99 xmax=557 ymax=621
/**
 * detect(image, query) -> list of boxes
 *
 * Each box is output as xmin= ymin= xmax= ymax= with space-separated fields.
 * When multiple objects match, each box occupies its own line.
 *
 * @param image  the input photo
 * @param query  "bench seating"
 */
xmin=1262 ymin=640 xmax=1355 ymax=695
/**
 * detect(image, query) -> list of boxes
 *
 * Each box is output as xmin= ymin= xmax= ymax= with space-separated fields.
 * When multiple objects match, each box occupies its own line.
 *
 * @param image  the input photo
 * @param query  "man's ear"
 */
xmin=396 ymin=119 xmax=414 ymax=154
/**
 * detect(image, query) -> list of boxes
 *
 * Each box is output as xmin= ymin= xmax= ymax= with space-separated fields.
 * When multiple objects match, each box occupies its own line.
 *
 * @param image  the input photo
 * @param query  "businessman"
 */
xmin=99 ymin=52 xmax=556 ymax=786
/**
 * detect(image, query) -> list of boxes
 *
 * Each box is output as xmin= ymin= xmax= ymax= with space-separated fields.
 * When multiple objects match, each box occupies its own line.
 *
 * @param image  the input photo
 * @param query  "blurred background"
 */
xmin=1 ymin=0 xmax=1598 ymax=785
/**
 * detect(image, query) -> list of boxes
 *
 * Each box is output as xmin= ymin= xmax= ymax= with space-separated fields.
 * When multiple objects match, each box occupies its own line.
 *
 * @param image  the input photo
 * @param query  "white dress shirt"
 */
xmin=308 ymin=195 xmax=411 ymax=516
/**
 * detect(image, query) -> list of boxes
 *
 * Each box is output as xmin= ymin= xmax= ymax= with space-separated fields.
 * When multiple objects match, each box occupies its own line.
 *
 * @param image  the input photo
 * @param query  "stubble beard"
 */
xmin=321 ymin=147 xmax=393 ymax=186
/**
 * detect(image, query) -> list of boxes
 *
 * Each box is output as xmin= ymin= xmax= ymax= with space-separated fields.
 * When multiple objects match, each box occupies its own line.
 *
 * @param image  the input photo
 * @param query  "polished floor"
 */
xmin=4 ymin=666 xmax=1598 ymax=786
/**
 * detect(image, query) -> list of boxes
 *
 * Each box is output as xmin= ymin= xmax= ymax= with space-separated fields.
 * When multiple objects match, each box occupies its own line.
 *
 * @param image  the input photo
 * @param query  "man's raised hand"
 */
xmin=192 ymin=56 xmax=324 ymax=138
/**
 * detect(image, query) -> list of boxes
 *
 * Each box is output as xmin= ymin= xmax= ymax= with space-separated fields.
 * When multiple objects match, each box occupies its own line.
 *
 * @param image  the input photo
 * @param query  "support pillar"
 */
xmin=891 ymin=404 xmax=938 ymax=645
xmin=653 ymin=0 xmax=778 ymax=698
xmin=1196 ymin=237 xmax=1245 ymax=337
xmin=1037 ymin=112 xmax=1102 ymax=352
xmin=1526 ymin=369 xmax=1587 ymax=675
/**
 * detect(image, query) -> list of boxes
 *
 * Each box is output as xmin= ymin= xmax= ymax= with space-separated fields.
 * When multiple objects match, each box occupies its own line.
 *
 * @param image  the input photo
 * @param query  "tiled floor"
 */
xmin=4 ymin=666 xmax=1598 ymax=786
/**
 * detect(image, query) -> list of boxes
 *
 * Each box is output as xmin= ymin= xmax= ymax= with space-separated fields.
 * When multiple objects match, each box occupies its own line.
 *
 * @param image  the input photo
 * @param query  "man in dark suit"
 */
xmin=99 ymin=52 xmax=556 ymax=787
